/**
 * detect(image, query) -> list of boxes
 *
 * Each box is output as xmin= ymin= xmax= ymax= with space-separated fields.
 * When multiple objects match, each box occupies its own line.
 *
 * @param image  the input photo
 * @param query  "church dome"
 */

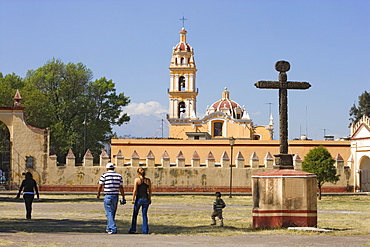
xmin=211 ymin=97 xmax=239 ymax=111
xmin=174 ymin=28 xmax=192 ymax=51
xmin=206 ymin=88 xmax=247 ymax=119
xmin=174 ymin=43 xmax=191 ymax=51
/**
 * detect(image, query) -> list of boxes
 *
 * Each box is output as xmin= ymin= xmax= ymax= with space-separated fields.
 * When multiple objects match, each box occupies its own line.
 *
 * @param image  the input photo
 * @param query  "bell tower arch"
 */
xmin=168 ymin=28 xmax=198 ymax=120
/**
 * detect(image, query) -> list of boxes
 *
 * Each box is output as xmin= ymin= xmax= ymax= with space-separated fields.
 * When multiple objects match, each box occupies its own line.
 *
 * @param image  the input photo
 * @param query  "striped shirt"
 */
xmin=99 ymin=170 xmax=123 ymax=195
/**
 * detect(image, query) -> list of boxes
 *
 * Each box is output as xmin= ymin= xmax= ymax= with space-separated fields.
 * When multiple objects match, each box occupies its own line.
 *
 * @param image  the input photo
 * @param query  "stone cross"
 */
xmin=255 ymin=61 xmax=311 ymax=169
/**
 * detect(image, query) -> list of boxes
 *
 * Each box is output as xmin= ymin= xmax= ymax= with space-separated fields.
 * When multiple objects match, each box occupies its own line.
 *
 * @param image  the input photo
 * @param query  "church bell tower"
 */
xmin=168 ymin=28 xmax=198 ymax=121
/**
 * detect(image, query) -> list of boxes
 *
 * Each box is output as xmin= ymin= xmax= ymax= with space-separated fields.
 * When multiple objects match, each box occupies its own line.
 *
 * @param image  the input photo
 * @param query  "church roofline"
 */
xmin=195 ymin=112 xmax=252 ymax=125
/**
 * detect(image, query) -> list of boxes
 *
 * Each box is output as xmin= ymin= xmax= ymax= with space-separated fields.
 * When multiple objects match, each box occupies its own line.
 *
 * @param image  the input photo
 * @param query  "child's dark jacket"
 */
xmin=213 ymin=198 xmax=226 ymax=212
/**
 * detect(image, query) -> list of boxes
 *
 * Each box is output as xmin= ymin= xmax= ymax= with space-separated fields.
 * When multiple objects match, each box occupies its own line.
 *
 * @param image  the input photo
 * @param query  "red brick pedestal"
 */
xmin=252 ymin=169 xmax=317 ymax=228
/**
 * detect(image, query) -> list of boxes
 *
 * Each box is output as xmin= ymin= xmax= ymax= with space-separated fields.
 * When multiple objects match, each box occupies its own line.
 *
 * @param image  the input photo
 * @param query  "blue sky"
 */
xmin=1 ymin=0 xmax=369 ymax=140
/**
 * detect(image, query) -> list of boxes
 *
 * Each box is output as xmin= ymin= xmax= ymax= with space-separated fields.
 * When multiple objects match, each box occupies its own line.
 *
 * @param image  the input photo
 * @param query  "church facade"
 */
xmin=1 ymin=28 xmax=369 ymax=193
xmin=108 ymin=28 xmax=353 ymax=192
xmin=167 ymin=28 xmax=273 ymax=141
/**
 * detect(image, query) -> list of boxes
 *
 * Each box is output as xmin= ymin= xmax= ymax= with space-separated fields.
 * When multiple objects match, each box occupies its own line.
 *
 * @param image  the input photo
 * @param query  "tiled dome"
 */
xmin=174 ymin=28 xmax=192 ymax=51
xmin=206 ymin=88 xmax=246 ymax=119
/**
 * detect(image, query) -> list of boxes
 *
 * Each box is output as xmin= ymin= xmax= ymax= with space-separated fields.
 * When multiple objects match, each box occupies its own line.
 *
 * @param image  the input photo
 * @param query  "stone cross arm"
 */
xmin=255 ymin=81 xmax=311 ymax=90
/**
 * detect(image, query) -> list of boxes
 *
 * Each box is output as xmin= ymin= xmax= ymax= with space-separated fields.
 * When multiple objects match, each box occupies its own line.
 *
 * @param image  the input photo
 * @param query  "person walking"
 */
xmin=16 ymin=172 xmax=40 ymax=219
xmin=129 ymin=168 xmax=152 ymax=234
xmin=97 ymin=163 xmax=126 ymax=234
xmin=211 ymin=191 xmax=226 ymax=227
xmin=0 ymin=169 xmax=4 ymax=184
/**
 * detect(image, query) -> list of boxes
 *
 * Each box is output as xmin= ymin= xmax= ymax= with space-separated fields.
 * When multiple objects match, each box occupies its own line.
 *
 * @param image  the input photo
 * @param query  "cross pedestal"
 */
xmin=252 ymin=169 xmax=317 ymax=228
xmin=252 ymin=61 xmax=317 ymax=228
xmin=274 ymin=154 xmax=294 ymax=169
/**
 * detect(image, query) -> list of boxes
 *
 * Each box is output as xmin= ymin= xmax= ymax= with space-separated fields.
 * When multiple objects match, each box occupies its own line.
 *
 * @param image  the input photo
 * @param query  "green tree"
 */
xmin=349 ymin=91 xmax=370 ymax=126
xmin=0 ymin=73 xmax=24 ymax=106
xmin=302 ymin=146 xmax=339 ymax=200
xmin=22 ymin=58 xmax=130 ymax=162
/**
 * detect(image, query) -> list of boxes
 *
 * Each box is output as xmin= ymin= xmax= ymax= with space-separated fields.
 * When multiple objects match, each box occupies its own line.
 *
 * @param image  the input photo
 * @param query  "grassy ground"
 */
xmin=0 ymin=194 xmax=369 ymax=236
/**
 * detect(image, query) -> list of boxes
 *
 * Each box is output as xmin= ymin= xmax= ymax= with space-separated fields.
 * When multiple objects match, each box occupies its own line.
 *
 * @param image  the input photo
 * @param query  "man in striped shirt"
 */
xmin=97 ymin=163 xmax=125 ymax=234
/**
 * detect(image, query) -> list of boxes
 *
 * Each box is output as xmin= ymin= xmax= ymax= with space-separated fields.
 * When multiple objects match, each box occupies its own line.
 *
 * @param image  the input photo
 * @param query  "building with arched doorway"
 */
xmin=0 ymin=90 xmax=50 ymax=188
xmin=350 ymin=115 xmax=370 ymax=192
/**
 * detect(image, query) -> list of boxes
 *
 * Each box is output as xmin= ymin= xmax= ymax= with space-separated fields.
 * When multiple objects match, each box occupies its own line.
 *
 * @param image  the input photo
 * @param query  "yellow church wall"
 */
xmin=169 ymin=120 xmax=268 ymax=140
xmin=2 ymin=107 xmax=352 ymax=192
xmin=111 ymin=138 xmax=350 ymax=166
xmin=253 ymin=126 xmax=272 ymax=140
xmin=226 ymin=123 xmax=252 ymax=139
xmin=169 ymin=125 xmax=198 ymax=139
xmin=169 ymin=121 xmax=271 ymax=140
xmin=106 ymin=138 xmax=352 ymax=192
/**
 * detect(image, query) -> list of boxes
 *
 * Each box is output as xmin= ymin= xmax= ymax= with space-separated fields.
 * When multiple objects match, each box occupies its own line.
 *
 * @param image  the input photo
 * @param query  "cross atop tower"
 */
xmin=179 ymin=15 xmax=188 ymax=28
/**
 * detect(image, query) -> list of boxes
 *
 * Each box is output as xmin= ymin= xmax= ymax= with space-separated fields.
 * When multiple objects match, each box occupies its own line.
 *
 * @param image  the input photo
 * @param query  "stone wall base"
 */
xmin=252 ymin=210 xmax=317 ymax=228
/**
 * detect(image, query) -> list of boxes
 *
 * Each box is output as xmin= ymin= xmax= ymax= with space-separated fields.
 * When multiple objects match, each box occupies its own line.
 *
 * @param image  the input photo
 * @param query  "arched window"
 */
xmin=213 ymin=122 xmax=223 ymax=137
xmin=178 ymin=102 xmax=186 ymax=118
xmin=179 ymin=76 xmax=185 ymax=91
xmin=253 ymin=135 xmax=260 ymax=140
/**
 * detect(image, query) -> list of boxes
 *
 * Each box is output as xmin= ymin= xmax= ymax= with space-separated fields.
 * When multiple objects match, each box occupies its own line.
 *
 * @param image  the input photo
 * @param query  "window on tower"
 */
xmin=253 ymin=135 xmax=261 ymax=140
xmin=178 ymin=102 xmax=186 ymax=118
xmin=179 ymin=76 xmax=186 ymax=91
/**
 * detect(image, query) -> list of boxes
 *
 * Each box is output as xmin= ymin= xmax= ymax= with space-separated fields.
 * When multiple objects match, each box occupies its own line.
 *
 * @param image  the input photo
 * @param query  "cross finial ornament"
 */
xmin=255 ymin=61 xmax=311 ymax=169
xmin=179 ymin=15 xmax=187 ymax=28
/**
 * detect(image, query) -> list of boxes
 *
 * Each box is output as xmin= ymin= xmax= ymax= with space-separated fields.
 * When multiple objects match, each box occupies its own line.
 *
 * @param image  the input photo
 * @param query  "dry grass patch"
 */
xmin=0 ymin=194 xmax=369 ymax=236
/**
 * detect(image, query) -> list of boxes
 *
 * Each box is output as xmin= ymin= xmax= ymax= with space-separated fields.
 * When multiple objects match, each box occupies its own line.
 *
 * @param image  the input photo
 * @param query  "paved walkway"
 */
xmin=1 ymin=232 xmax=370 ymax=246
xmin=1 ymin=191 xmax=369 ymax=246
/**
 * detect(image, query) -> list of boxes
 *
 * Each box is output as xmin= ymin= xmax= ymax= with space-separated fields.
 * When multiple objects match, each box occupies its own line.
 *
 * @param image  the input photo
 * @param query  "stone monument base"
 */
xmin=252 ymin=169 xmax=317 ymax=228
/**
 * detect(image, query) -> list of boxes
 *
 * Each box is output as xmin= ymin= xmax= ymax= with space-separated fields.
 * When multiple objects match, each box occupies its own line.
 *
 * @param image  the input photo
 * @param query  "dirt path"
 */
xmin=1 ymin=232 xmax=370 ymax=247
xmin=1 ymin=193 xmax=369 ymax=246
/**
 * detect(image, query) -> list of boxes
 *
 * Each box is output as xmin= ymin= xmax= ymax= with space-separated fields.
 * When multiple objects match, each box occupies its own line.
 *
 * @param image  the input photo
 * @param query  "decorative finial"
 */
xmin=14 ymin=89 xmax=22 ymax=107
xmin=222 ymin=87 xmax=230 ymax=100
xmin=275 ymin=60 xmax=290 ymax=72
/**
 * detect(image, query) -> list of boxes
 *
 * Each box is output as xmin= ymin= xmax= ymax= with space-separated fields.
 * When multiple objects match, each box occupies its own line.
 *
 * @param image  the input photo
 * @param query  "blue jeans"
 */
xmin=129 ymin=198 xmax=150 ymax=234
xmin=104 ymin=194 xmax=118 ymax=233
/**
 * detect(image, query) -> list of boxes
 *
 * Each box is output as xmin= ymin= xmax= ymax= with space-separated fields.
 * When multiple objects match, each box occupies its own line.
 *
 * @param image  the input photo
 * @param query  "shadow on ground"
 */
xmin=0 ymin=219 xmax=109 ymax=233
xmin=150 ymin=224 xmax=253 ymax=235
xmin=0 ymin=218 xmax=253 ymax=235
xmin=0 ymin=197 xmax=98 ymax=203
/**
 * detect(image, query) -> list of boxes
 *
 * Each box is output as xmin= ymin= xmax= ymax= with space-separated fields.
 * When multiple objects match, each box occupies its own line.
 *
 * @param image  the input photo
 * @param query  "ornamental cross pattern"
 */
xmin=255 ymin=61 xmax=311 ymax=169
